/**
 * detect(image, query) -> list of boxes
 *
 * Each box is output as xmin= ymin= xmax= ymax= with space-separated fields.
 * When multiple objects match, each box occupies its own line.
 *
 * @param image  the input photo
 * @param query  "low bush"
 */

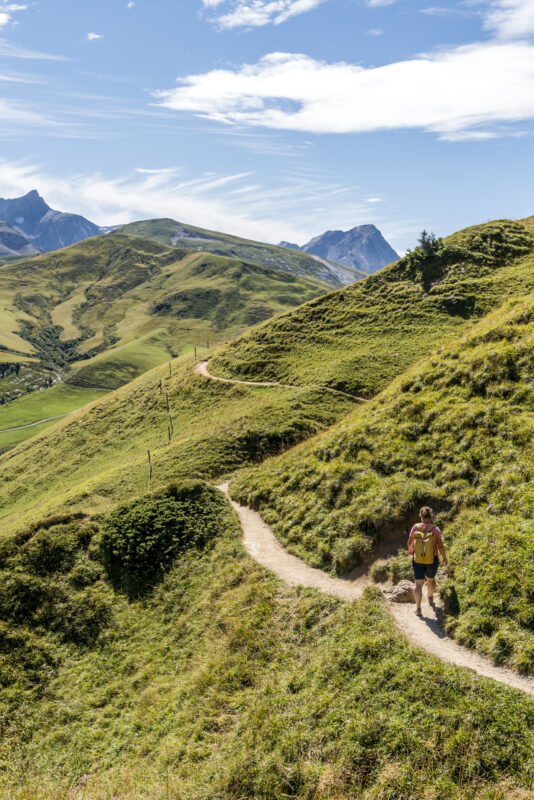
xmin=101 ymin=480 xmax=230 ymax=597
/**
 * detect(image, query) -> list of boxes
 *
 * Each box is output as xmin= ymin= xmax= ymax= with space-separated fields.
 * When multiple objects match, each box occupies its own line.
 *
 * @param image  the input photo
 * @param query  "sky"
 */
xmin=0 ymin=0 xmax=533 ymax=251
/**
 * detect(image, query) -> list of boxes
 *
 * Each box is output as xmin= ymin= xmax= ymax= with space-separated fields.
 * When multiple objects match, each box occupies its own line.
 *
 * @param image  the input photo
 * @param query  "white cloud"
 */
xmin=203 ymin=0 xmax=326 ymax=29
xmin=0 ymin=3 xmax=27 ymax=29
xmin=485 ymin=0 xmax=534 ymax=38
xmin=0 ymin=159 xmax=392 ymax=246
xmin=366 ymin=27 xmax=383 ymax=35
xmin=87 ymin=32 xmax=104 ymax=41
xmin=127 ymin=1 xmax=135 ymax=6
xmin=365 ymin=0 xmax=396 ymax=6
xmin=155 ymin=42 xmax=534 ymax=139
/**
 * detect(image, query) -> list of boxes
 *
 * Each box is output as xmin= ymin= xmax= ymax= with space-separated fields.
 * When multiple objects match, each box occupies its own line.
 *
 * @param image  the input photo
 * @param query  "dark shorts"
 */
xmin=412 ymin=557 xmax=439 ymax=581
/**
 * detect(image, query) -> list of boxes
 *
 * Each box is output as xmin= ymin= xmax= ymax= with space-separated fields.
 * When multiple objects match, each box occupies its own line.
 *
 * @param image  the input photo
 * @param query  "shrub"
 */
xmin=101 ymin=480 xmax=229 ymax=597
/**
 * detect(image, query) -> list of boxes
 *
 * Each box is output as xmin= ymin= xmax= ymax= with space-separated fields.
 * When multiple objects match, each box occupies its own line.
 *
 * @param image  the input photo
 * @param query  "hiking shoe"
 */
xmin=415 ymin=608 xmax=423 ymax=617
xmin=428 ymin=596 xmax=435 ymax=607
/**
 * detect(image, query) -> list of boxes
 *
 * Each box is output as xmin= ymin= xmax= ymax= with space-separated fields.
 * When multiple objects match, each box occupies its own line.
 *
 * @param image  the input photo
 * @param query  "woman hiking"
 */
xmin=408 ymin=506 xmax=448 ymax=616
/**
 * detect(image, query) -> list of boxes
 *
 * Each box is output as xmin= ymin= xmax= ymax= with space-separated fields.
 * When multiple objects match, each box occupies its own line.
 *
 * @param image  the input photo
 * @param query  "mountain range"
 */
xmin=279 ymin=223 xmax=399 ymax=273
xmin=0 ymin=190 xmax=102 ymax=259
xmin=0 ymin=192 xmax=394 ymax=286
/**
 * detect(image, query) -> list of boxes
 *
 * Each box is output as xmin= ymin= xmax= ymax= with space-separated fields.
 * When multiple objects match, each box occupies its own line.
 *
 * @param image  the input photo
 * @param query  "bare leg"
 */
xmin=414 ymin=579 xmax=424 ymax=612
xmin=427 ymin=578 xmax=436 ymax=603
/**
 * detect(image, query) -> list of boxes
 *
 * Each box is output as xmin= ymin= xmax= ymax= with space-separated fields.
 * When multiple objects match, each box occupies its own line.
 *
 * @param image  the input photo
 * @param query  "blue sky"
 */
xmin=0 ymin=0 xmax=533 ymax=251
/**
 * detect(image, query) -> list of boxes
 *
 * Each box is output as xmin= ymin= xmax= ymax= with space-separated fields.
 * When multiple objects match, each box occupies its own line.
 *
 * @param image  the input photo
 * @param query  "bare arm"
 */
xmin=438 ymin=538 xmax=448 ymax=566
xmin=407 ymin=529 xmax=414 ymax=555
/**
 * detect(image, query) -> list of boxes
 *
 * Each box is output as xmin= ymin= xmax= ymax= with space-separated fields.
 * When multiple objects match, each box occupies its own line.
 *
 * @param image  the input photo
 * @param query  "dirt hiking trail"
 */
xmin=195 ymin=361 xmax=368 ymax=402
xmin=195 ymin=354 xmax=534 ymax=695
xmin=218 ymin=482 xmax=534 ymax=696
xmin=0 ymin=412 xmax=72 ymax=433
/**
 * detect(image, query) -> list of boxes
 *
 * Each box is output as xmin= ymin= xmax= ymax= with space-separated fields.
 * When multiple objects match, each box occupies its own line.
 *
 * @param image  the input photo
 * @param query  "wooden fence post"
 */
xmin=147 ymin=450 xmax=152 ymax=493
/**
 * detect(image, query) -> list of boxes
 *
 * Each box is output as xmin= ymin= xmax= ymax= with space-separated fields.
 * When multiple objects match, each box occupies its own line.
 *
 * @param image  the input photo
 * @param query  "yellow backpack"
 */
xmin=413 ymin=524 xmax=436 ymax=565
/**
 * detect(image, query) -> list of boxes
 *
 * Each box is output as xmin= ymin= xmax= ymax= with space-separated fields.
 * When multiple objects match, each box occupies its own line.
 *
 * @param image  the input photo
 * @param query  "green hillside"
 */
xmin=0 ymin=355 xmax=356 ymax=533
xmin=1 ymin=481 xmax=534 ymax=799
xmin=232 ymin=295 xmax=534 ymax=672
xmin=117 ymin=218 xmax=365 ymax=288
xmin=3 ymin=215 xmax=534 ymax=796
xmin=0 ymin=232 xmax=327 ymax=439
xmin=212 ymin=219 xmax=534 ymax=396
xmin=0 ymin=384 xmax=106 ymax=452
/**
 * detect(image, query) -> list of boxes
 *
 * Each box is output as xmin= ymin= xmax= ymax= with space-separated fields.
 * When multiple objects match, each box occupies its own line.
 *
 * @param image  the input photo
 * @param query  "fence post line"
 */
xmin=147 ymin=450 xmax=152 ymax=493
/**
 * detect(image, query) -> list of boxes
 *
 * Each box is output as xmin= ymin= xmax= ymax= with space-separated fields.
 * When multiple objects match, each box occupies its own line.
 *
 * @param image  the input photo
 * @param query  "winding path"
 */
xmin=194 ymin=361 xmax=369 ymax=402
xmin=0 ymin=412 xmax=72 ymax=433
xmin=219 ymin=483 xmax=534 ymax=696
xmin=195 ymin=360 xmax=534 ymax=696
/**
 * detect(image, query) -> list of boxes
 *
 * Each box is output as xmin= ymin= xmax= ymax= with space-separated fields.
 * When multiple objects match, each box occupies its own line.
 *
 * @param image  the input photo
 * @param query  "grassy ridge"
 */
xmin=117 ymin=217 xmax=365 ymax=287
xmin=0 ymin=356 xmax=355 ymax=534
xmin=2 ymin=487 xmax=534 ymax=799
xmin=231 ymin=296 xmax=534 ymax=672
xmin=212 ymin=220 xmax=534 ymax=396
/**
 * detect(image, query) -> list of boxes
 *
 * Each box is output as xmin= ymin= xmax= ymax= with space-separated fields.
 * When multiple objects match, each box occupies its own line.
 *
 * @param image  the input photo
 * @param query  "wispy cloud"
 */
xmin=0 ymin=159 xmax=394 ymax=246
xmin=87 ymin=32 xmax=104 ymax=41
xmin=0 ymin=38 xmax=68 ymax=60
xmin=203 ymin=0 xmax=326 ymax=29
xmin=0 ymin=97 xmax=49 ymax=125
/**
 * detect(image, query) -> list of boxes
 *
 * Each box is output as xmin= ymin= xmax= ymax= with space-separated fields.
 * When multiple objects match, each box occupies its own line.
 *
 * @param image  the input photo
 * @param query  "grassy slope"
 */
xmin=232 ymin=296 xmax=534 ymax=672
xmin=212 ymin=220 xmax=534 ymax=396
xmin=117 ymin=217 xmax=365 ymax=288
xmin=0 ymin=233 xmax=326 ymax=432
xmin=0 ymin=355 xmax=355 ymax=534
xmin=2 ymin=486 xmax=534 ymax=800
xmin=3 ymin=216 xmax=534 ymax=796
xmin=0 ymin=385 xmax=106 ymax=451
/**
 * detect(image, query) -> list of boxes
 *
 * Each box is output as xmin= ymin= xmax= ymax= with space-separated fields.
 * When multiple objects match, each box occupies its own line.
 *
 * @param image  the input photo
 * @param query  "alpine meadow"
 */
xmin=2 ymin=0 xmax=534 ymax=797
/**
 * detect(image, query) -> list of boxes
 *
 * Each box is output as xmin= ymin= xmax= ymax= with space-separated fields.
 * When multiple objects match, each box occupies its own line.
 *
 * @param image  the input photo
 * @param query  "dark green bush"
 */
xmin=101 ymin=480 xmax=229 ymax=597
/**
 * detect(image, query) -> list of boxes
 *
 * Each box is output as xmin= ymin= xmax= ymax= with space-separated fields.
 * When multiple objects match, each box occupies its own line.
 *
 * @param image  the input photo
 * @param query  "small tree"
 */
xmin=417 ymin=230 xmax=441 ymax=255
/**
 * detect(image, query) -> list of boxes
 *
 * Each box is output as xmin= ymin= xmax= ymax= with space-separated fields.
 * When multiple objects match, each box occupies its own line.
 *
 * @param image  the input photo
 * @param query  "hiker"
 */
xmin=407 ymin=506 xmax=448 ymax=616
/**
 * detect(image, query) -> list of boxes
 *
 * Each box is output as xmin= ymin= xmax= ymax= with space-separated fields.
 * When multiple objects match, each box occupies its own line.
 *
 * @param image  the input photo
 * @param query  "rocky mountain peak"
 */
xmin=279 ymin=223 xmax=399 ymax=274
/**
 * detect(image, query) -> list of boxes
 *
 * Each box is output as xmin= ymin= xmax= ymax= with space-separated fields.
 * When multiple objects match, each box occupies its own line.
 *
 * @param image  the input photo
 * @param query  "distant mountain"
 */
xmin=116 ymin=218 xmax=365 ymax=288
xmin=279 ymin=224 xmax=399 ymax=274
xmin=0 ymin=220 xmax=39 ymax=259
xmin=278 ymin=241 xmax=301 ymax=251
xmin=0 ymin=190 xmax=102 ymax=257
